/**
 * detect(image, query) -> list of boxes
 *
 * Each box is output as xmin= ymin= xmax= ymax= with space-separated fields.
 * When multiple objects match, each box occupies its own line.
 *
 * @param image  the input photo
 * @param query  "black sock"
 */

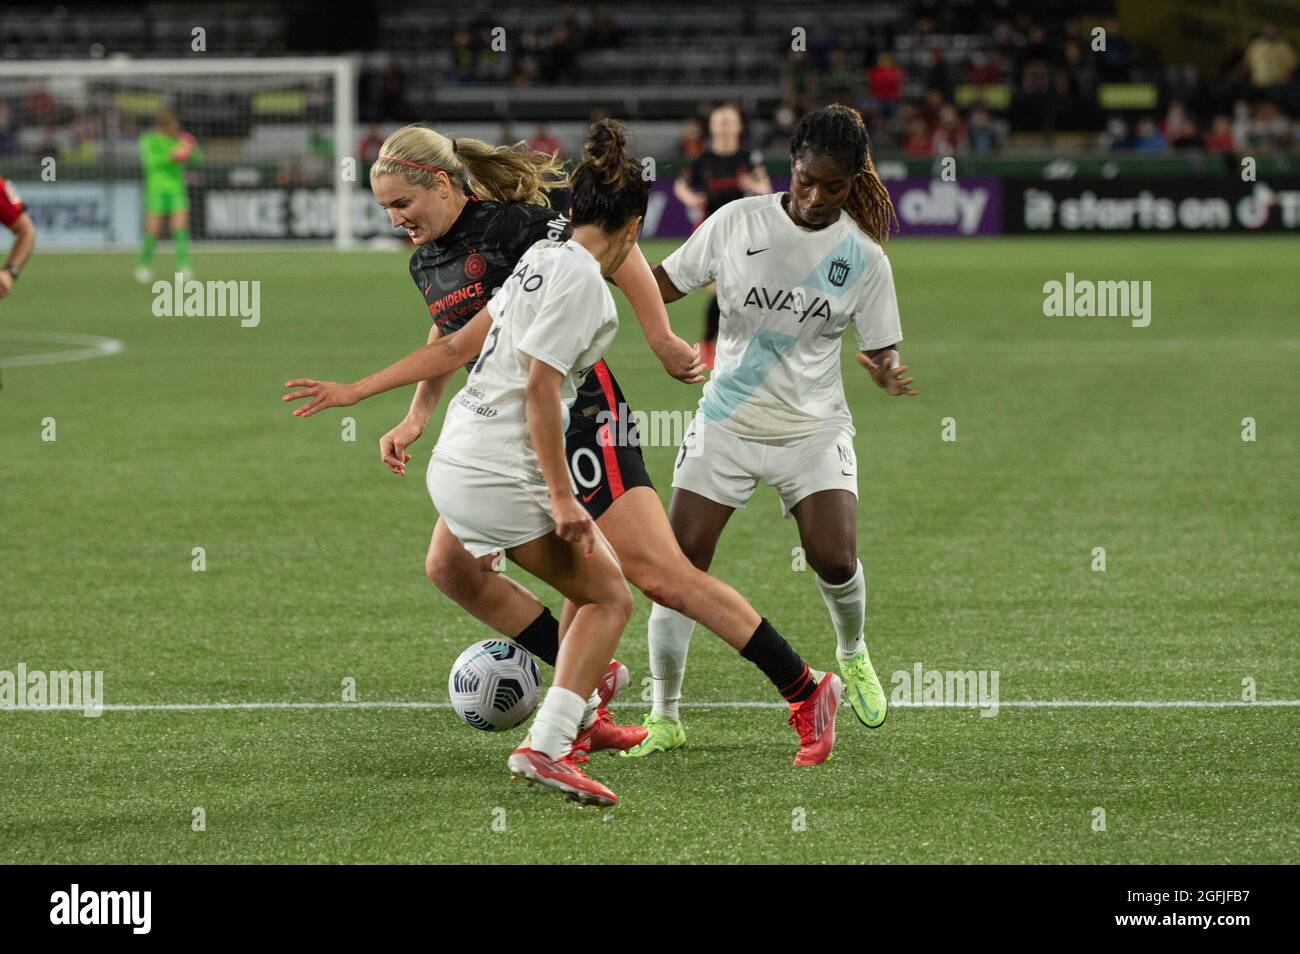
xmin=740 ymin=618 xmax=818 ymax=704
xmin=513 ymin=607 xmax=560 ymax=667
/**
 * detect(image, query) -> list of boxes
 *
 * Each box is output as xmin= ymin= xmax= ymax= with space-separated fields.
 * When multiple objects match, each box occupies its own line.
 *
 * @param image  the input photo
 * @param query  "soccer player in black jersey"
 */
xmin=286 ymin=122 xmax=844 ymax=768
xmin=672 ymin=104 xmax=770 ymax=367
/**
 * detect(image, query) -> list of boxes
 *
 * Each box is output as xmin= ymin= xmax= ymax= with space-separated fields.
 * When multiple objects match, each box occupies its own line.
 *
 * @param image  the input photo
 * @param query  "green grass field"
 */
xmin=1 ymin=236 xmax=1296 ymax=864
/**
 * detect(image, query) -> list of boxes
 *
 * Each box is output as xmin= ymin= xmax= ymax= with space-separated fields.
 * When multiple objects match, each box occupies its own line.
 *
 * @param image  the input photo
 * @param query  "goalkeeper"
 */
xmin=136 ymin=107 xmax=201 ymax=282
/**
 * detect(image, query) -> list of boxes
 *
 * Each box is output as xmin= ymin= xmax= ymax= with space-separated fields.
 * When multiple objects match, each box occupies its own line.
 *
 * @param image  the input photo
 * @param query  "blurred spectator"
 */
xmin=1247 ymin=102 xmax=1292 ymax=153
xmin=931 ymin=105 xmax=968 ymax=154
xmin=867 ymin=53 xmax=904 ymax=118
xmin=902 ymin=117 xmax=933 ymax=156
xmin=1204 ymin=115 xmax=1237 ymax=154
xmin=967 ymin=106 xmax=1006 ymax=152
xmin=527 ymin=123 xmax=562 ymax=157
xmin=1243 ymin=26 xmax=1297 ymax=90
xmin=1131 ymin=118 xmax=1166 ymax=153
xmin=966 ymin=52 xmax=1002 ymax=86
xmin=918 ymin=88 xmax=946 ymax=128
xmin=1162 ymin=100 xmax=1200 ymax=149
xmin=1100 ymin=116 xmax=1131 ymax=151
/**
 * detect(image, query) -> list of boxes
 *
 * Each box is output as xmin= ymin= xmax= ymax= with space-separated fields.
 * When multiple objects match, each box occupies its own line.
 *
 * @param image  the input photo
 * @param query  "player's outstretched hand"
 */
xmin=552 ymin=494 xmax=596 ymax=557
xmin=657 ymin=334 xmax=708 ymax=384
xmin=857 ymin=351 xmax=917 ymax=396
xmin=380 ymin=418 xmax=424 ymax=476
xmin=0 ymin=270 xmax=13 ymax=299
xmin=282 ymin=378 xmax=362 ymax=417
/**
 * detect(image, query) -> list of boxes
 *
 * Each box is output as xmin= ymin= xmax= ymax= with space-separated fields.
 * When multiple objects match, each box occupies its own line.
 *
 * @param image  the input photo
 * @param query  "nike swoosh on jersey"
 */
xmin=745 ymin=247 xmax=769 ymax=256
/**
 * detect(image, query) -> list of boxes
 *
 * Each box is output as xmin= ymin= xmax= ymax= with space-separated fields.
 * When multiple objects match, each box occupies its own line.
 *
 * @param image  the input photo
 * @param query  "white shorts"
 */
xmin=671 ymin=417 xmax=858 ymax=518
xmin=427 ymin=454 xmax=555 ymax=558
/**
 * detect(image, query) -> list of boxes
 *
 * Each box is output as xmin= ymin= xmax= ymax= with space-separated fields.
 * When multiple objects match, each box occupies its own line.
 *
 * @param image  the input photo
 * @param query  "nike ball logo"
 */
xmin=745 ymin=247 xmax=769 ymax=256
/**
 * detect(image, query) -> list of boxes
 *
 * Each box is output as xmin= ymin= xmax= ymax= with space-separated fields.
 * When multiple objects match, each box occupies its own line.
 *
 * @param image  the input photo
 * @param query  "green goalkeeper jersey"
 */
xmin=139 ymin=130 xmax=201 ymax=190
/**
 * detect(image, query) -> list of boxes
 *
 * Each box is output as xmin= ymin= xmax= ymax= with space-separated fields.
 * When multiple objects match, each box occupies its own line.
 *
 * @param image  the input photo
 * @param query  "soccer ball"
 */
xmin=448 ymin=638 xmax=542 ymax=731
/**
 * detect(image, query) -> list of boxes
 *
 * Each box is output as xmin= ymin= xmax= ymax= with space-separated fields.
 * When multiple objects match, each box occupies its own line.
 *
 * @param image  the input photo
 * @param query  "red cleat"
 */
xmin=598 ymin=660 xmax=629 ymax=708
xmin=573 ymin=707 xmax=647 ymax=758
xmin=788 ymin=673 xmax=842 ymax=766
xmin=507 ymin=747 xmax=617 ymax=808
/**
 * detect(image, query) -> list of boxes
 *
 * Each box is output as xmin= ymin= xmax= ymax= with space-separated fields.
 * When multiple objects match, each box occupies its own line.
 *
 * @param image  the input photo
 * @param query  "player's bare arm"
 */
xmin=379 ymin=322 xmax=455 ymax=477
xmin=611 ymin=243 xmax=705 ymax=383
xmin=650 ymin=262 xmax=688 ymax=305
xmin=282 ymin=306 xmax=493 ymax=416
xmin=857 ymin=345 xmax=917 ymax=396
xmin=525 ymin=358 xmax=594 ymax=556
xmin=0 ymin=213 xmax=36 ymax=300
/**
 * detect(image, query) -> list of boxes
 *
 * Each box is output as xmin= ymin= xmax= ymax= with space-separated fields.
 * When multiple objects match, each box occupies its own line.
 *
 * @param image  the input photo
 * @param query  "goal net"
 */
xmin=0 ymin=57 xmax=378 ymax=250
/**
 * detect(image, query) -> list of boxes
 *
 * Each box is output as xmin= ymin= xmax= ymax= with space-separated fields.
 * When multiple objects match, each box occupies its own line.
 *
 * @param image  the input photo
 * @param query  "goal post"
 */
xmin=0 ymin=56 xmax=361 ymax=250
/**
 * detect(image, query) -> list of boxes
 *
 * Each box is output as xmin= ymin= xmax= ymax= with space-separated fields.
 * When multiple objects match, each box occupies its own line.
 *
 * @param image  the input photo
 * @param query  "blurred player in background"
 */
xmin=0 ymin=175 xmax=34 ymax=301
xmin=673 ymin=103 xmax=770 ymax=367
xmin=135 ymin=107 xmax=201 ymax=283
xmin=0 ymin=174 xmax=37 ymax=389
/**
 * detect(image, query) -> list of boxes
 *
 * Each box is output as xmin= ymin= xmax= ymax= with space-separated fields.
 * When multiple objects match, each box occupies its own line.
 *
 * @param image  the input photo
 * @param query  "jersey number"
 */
xmin=472 ymin=325 xmax=501 ymax=375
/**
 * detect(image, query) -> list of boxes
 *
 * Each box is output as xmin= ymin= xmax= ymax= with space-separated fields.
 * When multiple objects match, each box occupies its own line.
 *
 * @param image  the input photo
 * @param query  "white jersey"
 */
xmin=662 ymin=193 xmax=902 ymax=439
xmin=433 ymin=239 xmax=619 ymax=482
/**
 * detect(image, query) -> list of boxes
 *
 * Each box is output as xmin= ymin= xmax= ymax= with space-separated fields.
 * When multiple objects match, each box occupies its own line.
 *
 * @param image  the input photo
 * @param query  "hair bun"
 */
xmin=584 ymin=119 xmax=628 ymax=172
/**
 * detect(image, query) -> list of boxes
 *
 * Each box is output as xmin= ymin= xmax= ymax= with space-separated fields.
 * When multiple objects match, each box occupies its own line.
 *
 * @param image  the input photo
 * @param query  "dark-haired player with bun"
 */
xmin=638 ymin=104 xmax=917 ymax=755
xmin=286 ymin=122 xmax=843 ymax=792
xmin=673 ymin=103 xmax=770 ymax=367
xmin=286 ymin=122 xmax=690 ymax=756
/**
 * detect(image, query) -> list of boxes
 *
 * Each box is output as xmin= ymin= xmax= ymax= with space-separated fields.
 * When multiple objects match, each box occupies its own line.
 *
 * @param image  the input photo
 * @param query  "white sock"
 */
xmin=648 ymin=602 xmax=694 ymax=721
xmin=818 ymin=560 xmax=866 ymax=659
xmin=530 ymin=686 xmax=586 ymax=759
xmin=579 ymin=689 xmax=601 ymax=731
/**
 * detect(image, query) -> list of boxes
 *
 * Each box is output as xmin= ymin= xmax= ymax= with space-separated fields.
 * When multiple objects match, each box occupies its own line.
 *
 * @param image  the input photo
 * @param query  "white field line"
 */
xmin=0 ymin=330 xmax=125 ymax=368
xmin=1 ymin=699 xmax=1297 ymax=714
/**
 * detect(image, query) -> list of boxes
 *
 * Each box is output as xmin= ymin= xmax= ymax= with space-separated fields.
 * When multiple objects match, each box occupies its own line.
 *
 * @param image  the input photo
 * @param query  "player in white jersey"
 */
xmin=627 ymin=105 xmax=918 ymax=755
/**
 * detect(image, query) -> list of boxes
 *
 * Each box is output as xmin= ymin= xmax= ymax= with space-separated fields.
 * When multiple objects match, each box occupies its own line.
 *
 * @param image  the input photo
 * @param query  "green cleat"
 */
xmin=839 ymin=650 xmax=887 ymax=728
xmin=619 ymin=712 xmax=686 ymax=758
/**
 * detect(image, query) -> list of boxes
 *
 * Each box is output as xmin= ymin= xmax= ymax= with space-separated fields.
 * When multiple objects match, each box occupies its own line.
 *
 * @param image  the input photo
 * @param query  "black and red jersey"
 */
xmin=407 ymin=197 xmax=622 ymax=434
xmin=683 ymin=149 xmax=765 ymax=217
xmin=409 ymin=198 xmax=569 ymax=341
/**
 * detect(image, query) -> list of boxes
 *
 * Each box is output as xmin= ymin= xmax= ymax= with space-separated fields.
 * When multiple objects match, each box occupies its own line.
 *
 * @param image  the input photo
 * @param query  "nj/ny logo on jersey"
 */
xmin=741 ymin=285 xmax=832 ymax=322
xmin=827 ymin=257 xmax=851 ymax=287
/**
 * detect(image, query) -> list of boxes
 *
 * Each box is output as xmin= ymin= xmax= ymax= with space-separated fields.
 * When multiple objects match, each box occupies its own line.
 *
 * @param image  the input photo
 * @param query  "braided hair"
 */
xmin=789 ymin=105 xmax=898 ymax=244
